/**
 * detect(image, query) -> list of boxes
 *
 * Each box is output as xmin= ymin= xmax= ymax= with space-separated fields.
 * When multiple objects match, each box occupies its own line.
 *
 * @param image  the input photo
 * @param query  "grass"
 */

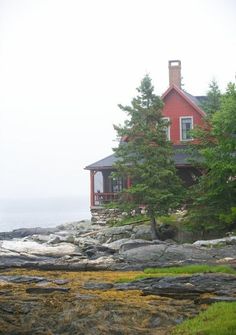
xmin=144 ymin=264 xmax=236 ymax=275
xmin=115 ymin=264 xmax=236 ymax=283
xmin=171 ymin=302 xmax=236 ymax=335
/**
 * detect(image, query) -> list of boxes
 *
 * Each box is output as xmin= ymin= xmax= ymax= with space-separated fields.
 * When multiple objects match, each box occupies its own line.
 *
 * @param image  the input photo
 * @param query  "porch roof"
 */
xmin=85 ymin=154 xmax=117 ymax=170
xmin=85 ymin=145 xmax=193 ymax=170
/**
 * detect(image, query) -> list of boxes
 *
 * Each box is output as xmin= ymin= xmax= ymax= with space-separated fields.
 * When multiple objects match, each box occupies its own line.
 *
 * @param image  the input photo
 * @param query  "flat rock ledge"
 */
xmin=114 ymin=273 xmax=236 ymax=302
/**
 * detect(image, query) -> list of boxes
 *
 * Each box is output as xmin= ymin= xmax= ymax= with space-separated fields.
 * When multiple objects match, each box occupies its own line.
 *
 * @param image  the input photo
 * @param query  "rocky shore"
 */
xmin=0 ymin=220 xmax=236 ymax=271
xmin=0 ymin=268 xmax=199 ymax=335
xmin=0 ymin=220 xmax=236 ymax=334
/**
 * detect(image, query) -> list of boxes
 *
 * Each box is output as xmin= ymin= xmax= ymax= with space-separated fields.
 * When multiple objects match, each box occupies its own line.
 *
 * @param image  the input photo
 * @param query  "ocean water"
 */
xmin=0 ymin=196 xmax=91 ymax=232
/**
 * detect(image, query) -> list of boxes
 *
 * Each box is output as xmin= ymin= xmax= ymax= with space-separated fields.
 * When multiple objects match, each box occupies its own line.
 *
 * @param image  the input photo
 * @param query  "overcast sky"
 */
xmin=0 ymin=0 xmax=235 ymax=200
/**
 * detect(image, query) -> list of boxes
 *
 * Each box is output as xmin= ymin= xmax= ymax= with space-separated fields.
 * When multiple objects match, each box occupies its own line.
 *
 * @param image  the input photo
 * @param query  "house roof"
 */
xmin=161 ymin=84 xmax=206 ymax=117
xmin=85 ymin=154 xmax=117 ymax=170
xmin=184 ymin=92 xmax=207 ymax=107
xmin=85 ymin=85 xmax=205 ymax=171
xmin=85 ymin=145 xmax=193 ymax=170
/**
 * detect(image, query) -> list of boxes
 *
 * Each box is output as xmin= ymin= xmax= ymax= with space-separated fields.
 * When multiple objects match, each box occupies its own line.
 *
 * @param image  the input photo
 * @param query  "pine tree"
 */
xmin=186 ymin=82 xmax=236 ymax=232
xmin=113 ymin=75 xmax=184 ymax=239
xmin=201 ymin=79 xmax=221 ymax=117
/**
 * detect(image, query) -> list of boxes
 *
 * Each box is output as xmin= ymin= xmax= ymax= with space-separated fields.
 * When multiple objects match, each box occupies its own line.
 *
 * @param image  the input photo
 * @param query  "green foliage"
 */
xmin=220 ymin=207 xmax=236 ymax=225
xmin=171 ymin=302 xmax=236 ymax=335
xmin=113 ymin=75 xmax=184 ymax=236
xmin=201 ymin=79 xmax=221 ymax=117
xmin=107 ymin=214 xmax=149 ymax=227
xmin=186 ymin=82 xmax=236 ymax=232
xmin=108 ymin=213 xmax=178 ymax=227
xmin=158 ymin=213 xmax=179 ymax=225
xmin=115 ymin=265 xmax=236 ymax=283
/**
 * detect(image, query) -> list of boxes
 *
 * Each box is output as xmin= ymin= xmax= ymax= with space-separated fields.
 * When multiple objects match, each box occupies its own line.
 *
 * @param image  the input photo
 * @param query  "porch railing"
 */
xmin=94 ymin=192 xmax=119 ymax=205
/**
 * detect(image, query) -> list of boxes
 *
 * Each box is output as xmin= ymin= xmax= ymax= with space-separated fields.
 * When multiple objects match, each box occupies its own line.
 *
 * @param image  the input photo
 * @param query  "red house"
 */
xmin=85 ymin=61 xmax=206 ymax=208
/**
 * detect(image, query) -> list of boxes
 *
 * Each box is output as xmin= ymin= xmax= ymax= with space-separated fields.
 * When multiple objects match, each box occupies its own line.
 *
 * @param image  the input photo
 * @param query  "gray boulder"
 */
xmin=103 ymin=238 xmax=131 ymax=250
xmin=119 ymin=239 xmax=161 ymax=253
xmin=120 ymin=243 xmax=211 ymax=264
xmin=115 ymin=273 xmax=236 ymax=300
xmin=56 ymin=220 xmax=92 ymax=231
xmin=97 ymin=223 xmax=154 ymax=242
xmin=26 ymin=287 xmax=70 ymax=294
xmin=0 ymin=240 xmax=80 ymax=257
xmin=47 ymin=235 xmax=61 ymax=244
xmin=97 ymin=225 xmax=134 ymax=243
xmin=193 ymin=236 xmax=236 ymax=247
xmin=83 ymin=282 xmax=114 ymax=290
xmin=131 ymin=224 xmax=152 ymax=240
xmin=27 ymin=234 xmax=52 ymax=243
xmin=0 ymin=227 xmax=59 ymax=240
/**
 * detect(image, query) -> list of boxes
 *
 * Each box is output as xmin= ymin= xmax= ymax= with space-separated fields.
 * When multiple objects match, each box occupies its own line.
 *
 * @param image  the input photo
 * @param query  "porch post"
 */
xmin=90 ymin=170 xmax=95 ymax=207
xmin=127 ymin=176 xmax=132 ymax=189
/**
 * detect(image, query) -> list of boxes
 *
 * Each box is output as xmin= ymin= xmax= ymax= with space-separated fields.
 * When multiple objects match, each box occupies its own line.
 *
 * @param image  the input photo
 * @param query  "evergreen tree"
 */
xmin=201 ymin=79 xmax=221 ymax=117
xmin=186 ymin=82 xmax=236 ymax=232
xmin=113 ymin=75 xmax=184 ymax=239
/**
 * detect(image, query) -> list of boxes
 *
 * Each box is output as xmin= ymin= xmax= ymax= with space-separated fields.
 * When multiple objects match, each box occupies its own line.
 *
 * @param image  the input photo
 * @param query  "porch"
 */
xmin=89 ymin=169 xmax=130 ymax=207
xmin=85 ymin=148 xmax=201 ymax=208
xmin=94 ymin=191 xmax=119 ymax=206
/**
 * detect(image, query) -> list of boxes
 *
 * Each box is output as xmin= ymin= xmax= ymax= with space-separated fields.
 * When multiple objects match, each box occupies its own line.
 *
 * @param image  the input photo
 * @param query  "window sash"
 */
xmin=181 ymin=117 xmax=193 ymax=140
xmin=111 ymin=177 xmax=123 ymax=193
xmin=161 ymin=117 xmax=170 ymax=140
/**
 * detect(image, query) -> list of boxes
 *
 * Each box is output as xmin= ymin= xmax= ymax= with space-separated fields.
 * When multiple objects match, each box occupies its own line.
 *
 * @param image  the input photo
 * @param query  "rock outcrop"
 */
xmin=0 ymin=220 xmax=236 ymax=271
xmin=0 ymin=220 xmax=236 ymax=335
xmin=193 ymin=236 xmax=236 ymax=247
xmin=115 ymin=273 xmax=236 ymax=301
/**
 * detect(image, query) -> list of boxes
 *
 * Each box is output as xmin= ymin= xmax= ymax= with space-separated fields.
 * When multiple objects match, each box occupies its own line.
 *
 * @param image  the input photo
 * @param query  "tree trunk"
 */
xmin=150 ymin=216 xmax=161 ymax=240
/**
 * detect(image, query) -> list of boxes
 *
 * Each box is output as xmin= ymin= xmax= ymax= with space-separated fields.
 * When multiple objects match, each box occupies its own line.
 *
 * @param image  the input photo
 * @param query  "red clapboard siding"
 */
xmin=162 ymin=89 xmax=205 ymax=144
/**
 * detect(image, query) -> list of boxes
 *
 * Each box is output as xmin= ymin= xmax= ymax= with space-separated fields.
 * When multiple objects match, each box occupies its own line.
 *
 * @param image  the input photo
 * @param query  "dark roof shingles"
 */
xmin=85 ymin=145 xmax=192 ymax=170
xmin=184 ymin=91 xmax=207 ymax=108
xmin=85 ymin=154 xmax=118 ymax=170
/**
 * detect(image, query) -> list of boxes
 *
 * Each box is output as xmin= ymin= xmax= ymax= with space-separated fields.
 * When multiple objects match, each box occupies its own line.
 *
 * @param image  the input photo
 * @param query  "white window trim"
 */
xmin=162 ymin=117 xmax=171 ymax=140
xmin=180 ymin=116 xmax=193 ymax=141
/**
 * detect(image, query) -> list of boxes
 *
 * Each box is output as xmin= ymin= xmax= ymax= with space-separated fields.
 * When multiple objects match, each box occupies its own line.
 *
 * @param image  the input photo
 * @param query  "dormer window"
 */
xmin=180 ymin=116 xmax=193 ymax=141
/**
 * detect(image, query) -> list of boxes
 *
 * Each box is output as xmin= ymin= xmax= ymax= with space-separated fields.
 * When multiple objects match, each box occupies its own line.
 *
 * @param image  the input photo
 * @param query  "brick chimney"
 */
xmin=169 ymin=60 xmax=181 ymax=88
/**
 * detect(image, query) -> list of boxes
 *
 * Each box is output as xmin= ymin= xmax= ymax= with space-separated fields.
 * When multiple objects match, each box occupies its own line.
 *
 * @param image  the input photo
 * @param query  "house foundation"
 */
xmin=90 ymin=207 xmax=124 ymax=225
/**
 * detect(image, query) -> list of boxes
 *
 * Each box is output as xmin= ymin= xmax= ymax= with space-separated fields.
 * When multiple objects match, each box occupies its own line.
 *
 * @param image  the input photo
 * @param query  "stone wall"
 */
xmin=90 ymin=207 xmax=228 ymax=243
xmin=91 ymin=207 xmax=124 ymax=225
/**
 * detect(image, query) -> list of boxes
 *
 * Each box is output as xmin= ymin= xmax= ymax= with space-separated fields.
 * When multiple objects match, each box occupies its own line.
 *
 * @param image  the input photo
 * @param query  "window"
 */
xmin=180 ymin=116 xmax=193 ymax=141
xmin=161 ymin=117 xmax=170 ymax=140
xmin=111 ymin=177 xmax=123 ymax=193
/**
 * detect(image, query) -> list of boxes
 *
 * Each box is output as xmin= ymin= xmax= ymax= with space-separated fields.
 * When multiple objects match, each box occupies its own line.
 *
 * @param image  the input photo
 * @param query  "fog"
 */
xmin=0 ymin=0 xmax=235 ymax=201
